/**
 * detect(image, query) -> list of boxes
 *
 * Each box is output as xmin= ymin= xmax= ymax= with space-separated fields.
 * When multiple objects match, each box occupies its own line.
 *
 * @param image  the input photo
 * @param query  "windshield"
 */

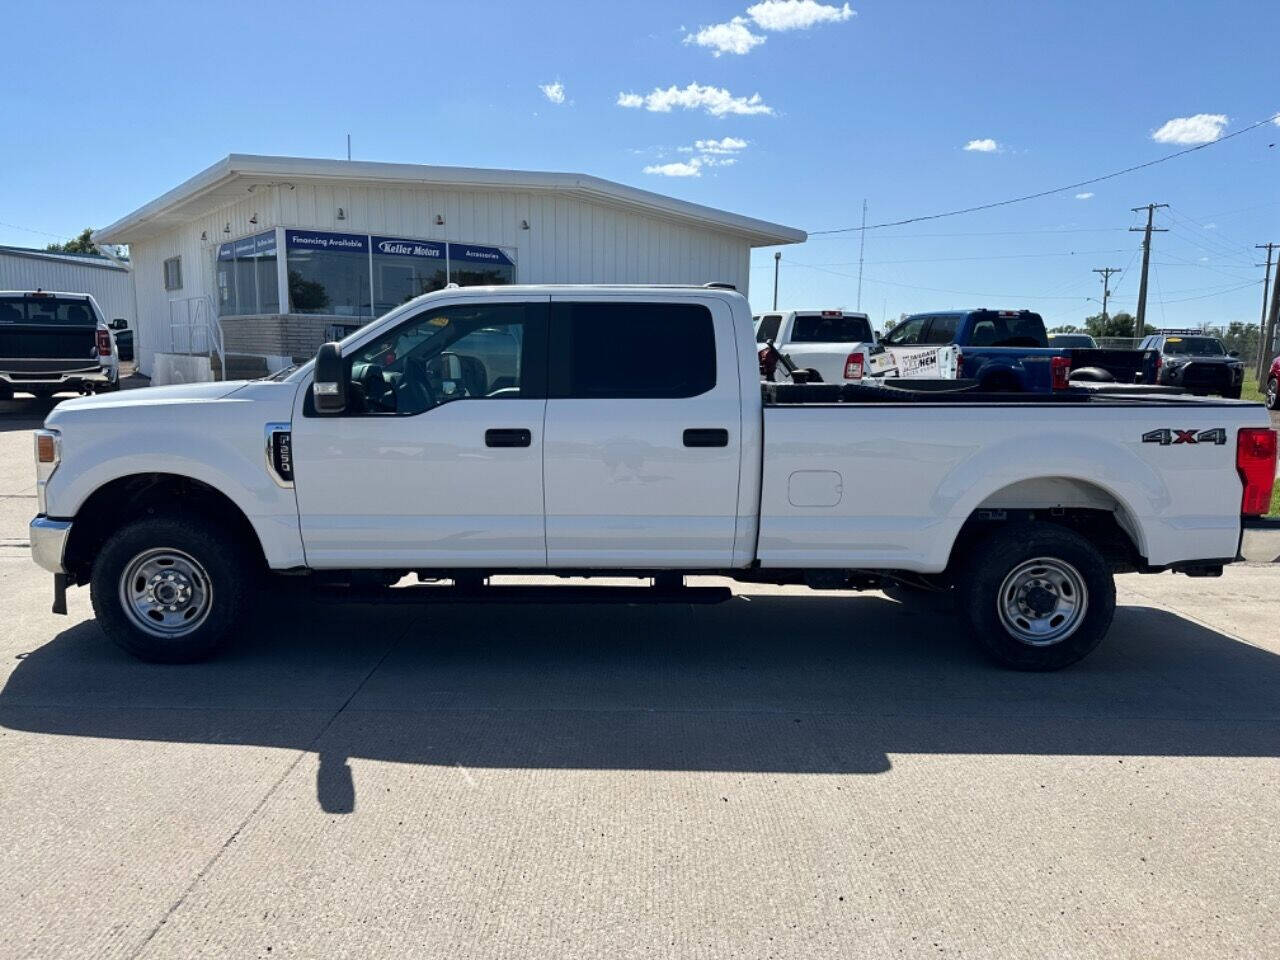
xmin=0 ymin=295 xmax=96 ymax=325
xmin=1163 ymin=337 xmax=1224 ymax=356
xmin=789 ymin=313 xmax=872 ymax=343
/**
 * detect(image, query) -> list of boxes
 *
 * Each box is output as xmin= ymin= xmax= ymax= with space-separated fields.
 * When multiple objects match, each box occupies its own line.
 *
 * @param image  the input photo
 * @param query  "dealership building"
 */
xmin=93 ymin=154 xmax=805 ymax=380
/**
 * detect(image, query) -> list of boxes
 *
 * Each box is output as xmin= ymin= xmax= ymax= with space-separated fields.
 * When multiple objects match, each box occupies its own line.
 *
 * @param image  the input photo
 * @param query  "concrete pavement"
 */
xmin=1 ymin=393 xmax=1277 ymax=959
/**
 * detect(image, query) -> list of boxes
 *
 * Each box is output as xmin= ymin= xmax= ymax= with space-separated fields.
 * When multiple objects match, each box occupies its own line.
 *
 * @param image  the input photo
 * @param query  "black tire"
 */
xmin=90 ymin=513 xmax=253 ymax=663
xmin=959 ymin=523 xmax=1115 ymax=671
xmin=1265 ymin=376 xmax=1278 ymax=410
xmin=1223 ymin=385 xmax=1242 ymax=400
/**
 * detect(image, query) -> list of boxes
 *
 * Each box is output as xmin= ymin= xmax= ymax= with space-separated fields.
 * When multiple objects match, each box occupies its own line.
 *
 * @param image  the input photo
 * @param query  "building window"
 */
xmin=370 ymin=235 xmax=448 ymax=314
xmin=163 ymin=256 xmax=183 ymax=291
xmin=285 ymin=229 xmax=369 ymax=316
xmin=216 ymin=230 xmax=277 ymax=316
xmin=448 ymin=243 xmax=515 ymax=287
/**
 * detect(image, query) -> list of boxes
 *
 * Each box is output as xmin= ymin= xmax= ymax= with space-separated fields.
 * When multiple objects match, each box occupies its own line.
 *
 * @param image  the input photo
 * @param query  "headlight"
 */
xmin=33 ymin=429 xmax=60 ymax=514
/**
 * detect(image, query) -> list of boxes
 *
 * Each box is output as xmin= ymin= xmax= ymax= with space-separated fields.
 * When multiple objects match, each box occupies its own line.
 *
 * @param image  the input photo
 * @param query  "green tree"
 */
xmin=1084 ymin=311 xmax=1138 ymax=339
xmin=1218 ymin=321 xmax=1259 ymax=365
xmin=45 ymin=228 xmax=97 ymax=255
xmin=1048 ymin=324 xmax=1081 ymax=334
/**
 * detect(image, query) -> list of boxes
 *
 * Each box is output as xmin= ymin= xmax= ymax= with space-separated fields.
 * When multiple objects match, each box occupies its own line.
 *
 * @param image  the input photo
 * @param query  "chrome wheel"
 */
xmin=1267 ymin=378 xmax=1277 ymax=409
xmin=996 ymin=557 xmax=1088 ymax=647
xmin=118 ymin=548 xmax=213 ymax=639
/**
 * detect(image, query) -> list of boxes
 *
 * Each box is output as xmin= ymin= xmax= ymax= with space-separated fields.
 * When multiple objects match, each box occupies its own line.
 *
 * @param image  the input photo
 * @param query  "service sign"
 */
xmin=371 ymin=236 xmax=445 ymax=260
xmin=216 ymin=243 xmax=234 ymax=262
xmin=285 ymin=229 xmax=368 ymax=253
xmin=254 ymin=231 xmax=277 ymax=254
xmin=449 ymin=244 xmax=514 ymax=266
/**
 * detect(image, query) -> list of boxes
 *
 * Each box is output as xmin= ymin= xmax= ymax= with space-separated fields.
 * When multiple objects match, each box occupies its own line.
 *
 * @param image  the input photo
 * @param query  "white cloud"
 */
xmin=684 ymin=17 xmax=766 ymax=56
xmin=1274 ymin=113 xmax=1280 ymax=126
xmin=1151 ymin=113 xmax=1228 ymax=145
xmin=1203 ymin=223 xmax=1217 ymax=230
xmin=644 ymin=159 xmax=705 ymax=177
xmin=963 ymin=138 xmax=999 ymax=152
xmin=1075 ymin=192 xmax=1094 ymax=200
xmin=694 ymin=136 xmax=748 ymax=154
xmin=616 ymin=83 xmax=774 ymax=116
xmin=746 ymin=0 xmax=855 ymax=31
xmin=538 ymin=81 xmax=565 ymax=105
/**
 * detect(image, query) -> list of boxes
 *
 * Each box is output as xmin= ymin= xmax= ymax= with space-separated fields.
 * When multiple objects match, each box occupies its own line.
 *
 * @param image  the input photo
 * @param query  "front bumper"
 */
xmin=30 ymin=516 xmax=72 ymax=574
xmin=1239 ymin=517 xmax=1280 ymax=563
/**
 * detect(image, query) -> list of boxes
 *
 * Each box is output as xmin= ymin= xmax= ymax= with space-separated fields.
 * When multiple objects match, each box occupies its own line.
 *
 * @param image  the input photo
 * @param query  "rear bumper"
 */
xmin=1239 ymin=517 xmax=1280 ymax=563
xmin=30 ymin=516 xmax=72 ymax=574
xmin=1 ymin=368 xmax=113 ymax=390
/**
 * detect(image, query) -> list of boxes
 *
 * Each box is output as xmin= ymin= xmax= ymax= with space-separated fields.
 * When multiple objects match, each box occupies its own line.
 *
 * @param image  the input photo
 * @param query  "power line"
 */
xmin=809 ymin=112 xmax=1280 ymax=236
xmin=809 ymin=227 xmax=1131 ymax=241
xmin=753 ymin=248 xmax=1130 ymax=268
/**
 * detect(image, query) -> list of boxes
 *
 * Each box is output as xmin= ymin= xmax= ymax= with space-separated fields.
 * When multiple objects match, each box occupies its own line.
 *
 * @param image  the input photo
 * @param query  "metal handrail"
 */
xmin=167 ymin=295 xmax=226 ymax=379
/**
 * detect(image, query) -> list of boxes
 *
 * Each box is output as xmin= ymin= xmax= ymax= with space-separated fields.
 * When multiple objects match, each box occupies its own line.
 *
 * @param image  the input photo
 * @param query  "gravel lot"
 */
xmin=1 ymin=390 xmax=1278 ymax=959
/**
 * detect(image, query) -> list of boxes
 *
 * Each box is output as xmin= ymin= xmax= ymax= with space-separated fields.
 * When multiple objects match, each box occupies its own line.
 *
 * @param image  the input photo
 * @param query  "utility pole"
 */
xmin=1093 ymin=267 xmax=1121 ymax=329
xmin=1256 ymin=243 xmax=1278 ymax=379
xmin=856 ymin=199 xmax=867 ymax=311
xmin=772 ymin=251 xmax=781 ymax=310
xmin=1130 ymin=203 xmax=1169 ymax=338
xmin=346 ymin=133 xmax=351 ymax=160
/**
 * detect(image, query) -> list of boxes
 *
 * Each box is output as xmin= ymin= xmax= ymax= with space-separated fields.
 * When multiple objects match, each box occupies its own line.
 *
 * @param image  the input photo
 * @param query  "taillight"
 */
xmin=1050 ymin=355 xmax=1071 ymax=390
xmin=96 ymin=329 xmax=112 ymax=357
xmin=844 ymin=352 xmax=865 ymax=380
xmin=1237 ymin=428 xmax=1278 ymax=515
xmin=1155 ymin=353 xmax=1163 ymax=374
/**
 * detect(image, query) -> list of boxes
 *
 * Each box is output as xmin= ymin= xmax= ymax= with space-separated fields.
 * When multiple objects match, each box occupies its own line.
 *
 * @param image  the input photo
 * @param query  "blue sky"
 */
xmin=2 ymin=0 xmax=1278 ymax=329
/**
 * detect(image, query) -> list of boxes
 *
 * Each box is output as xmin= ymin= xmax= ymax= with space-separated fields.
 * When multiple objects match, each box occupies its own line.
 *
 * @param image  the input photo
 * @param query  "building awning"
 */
xmin=94 ymin=154 xmax=807 ymax=247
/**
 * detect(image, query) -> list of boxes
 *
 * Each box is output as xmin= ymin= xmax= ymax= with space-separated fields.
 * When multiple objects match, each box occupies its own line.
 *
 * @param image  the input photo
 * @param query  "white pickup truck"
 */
xmin=754 ymin=309 xmax=896 ymax=382
xmin=29 ymin=284 xmax=1280 ymax=670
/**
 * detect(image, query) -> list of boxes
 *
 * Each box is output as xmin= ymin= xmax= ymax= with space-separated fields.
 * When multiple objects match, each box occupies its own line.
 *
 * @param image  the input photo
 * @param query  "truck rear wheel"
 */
xmin=960 ymin=523 xmax=1115 ymax=670
xmin=1265 ymin=376 xmax=1277 ymax=410
xmin=90 ymin=514 xmax=252 ymax=663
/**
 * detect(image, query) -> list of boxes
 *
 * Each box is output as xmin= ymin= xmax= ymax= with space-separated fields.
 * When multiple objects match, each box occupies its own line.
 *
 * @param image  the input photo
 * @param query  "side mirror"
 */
xmin=313 ymin=342 xmax=347 ymax=414
xmin=109 ymin=318 xmax=128 ymax=331
xmin=1229 ymin=350 xmax=1240 ymax=358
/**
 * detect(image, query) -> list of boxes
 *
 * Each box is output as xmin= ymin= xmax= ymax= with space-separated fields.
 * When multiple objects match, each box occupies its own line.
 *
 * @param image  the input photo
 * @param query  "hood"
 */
xmin=54 ymin=380 xmax=248 ymax=411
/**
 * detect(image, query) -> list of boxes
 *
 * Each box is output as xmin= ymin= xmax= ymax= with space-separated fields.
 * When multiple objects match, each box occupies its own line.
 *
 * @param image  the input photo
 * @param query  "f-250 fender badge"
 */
xmin=1142 ymin=427 xmax=1227 ymax=446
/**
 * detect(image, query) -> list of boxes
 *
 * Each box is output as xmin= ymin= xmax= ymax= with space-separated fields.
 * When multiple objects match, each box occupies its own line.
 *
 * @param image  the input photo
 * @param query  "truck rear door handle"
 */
xmin=485 ymin=428 xmax=532 ymax=448
xmin=683 ymin=428 xmax=729 ymax=448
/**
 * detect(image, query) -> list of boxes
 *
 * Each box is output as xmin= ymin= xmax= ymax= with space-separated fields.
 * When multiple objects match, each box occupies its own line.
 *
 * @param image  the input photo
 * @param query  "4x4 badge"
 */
xmin=1142 ymin=427 xmax=1227 ymax=446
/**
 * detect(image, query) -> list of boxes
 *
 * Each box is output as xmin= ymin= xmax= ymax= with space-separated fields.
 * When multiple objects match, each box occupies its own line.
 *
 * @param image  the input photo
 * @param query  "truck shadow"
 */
xmin=2 ymin=591 xmax=1277 ymax=814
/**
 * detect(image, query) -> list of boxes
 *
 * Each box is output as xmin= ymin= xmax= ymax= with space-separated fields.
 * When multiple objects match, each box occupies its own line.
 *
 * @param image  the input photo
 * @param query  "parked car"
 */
xmin=1266 ymin=355 xmax=1279 ymax=410
xmin=1136 ymin=331 xmax=1245 ymax=398
xmin=882 ymin=310 xmax=1158 ymax=391
xmin=754 ymin=309 xmax=895 ymax=383
xmin=0 ymin=290 xmax=124 ymax=399
xmin=30 ymin=284 xmax=1278 ymax=671
xmin=1048 ymin=333 xmax=1098 ymax=349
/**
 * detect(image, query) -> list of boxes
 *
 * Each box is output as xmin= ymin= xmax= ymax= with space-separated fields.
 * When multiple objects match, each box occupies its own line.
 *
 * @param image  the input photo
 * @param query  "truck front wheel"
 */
xmin=960 ymin=523 xmax=1115 ymax=670
xmin=90 ymin=514 xmax=252 ymax=663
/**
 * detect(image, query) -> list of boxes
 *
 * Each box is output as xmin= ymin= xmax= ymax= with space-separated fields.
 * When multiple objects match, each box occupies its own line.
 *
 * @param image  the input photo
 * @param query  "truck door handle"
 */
xmin=485 ymin=428 xmax=532 ymax=448
xmin=683 ymin=428 xmax=729 ymax=448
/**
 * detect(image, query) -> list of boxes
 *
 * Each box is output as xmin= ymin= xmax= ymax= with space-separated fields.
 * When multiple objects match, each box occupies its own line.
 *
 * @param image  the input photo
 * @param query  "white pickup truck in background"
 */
xmin=754 ymin=309 xmax=897 ymax=382
xmin=29 ymin=284 xmax=1280 ymax=671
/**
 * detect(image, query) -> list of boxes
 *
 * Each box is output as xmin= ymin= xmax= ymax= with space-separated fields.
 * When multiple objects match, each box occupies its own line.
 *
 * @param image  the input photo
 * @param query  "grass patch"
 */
xmin=1272 ymin=479 xmax=1280 ymax=518
xmin=1241 ymin=375 xmax=1267 ymax=404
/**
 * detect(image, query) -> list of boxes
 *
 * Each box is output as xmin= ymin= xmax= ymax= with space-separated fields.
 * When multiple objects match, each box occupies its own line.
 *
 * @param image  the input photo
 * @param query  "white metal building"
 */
xmin=93 ymin=154 xmax=805 ymax=379
xmin=0 ymin=246 xmax=135 ymax=327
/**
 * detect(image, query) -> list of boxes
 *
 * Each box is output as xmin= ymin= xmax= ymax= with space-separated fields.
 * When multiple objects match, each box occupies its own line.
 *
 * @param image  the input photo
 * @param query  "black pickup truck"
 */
xmin=0 ymin=291 xmax=126 ymax=399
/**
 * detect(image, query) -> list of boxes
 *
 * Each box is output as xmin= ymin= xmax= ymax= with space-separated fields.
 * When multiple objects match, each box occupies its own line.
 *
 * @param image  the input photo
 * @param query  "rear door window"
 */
xmin=552 ymin=302 xmax=716 ymax=399
xmin=788 ymin=313 xmax=872 ymax=343
xmin=921 ymin=315 xmax=960 ymax=345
